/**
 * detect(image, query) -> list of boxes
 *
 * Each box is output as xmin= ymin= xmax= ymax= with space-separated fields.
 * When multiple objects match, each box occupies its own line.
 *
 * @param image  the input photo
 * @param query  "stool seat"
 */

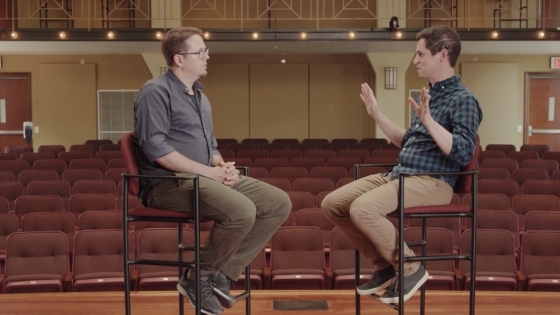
xmin=129 ymin=207 xmax=199 ymax=219
xmin=399 ymin=204 xmax=471 ymax=215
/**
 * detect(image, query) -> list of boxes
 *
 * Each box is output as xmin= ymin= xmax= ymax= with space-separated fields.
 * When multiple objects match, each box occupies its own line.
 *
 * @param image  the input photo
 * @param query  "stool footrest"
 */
xmin=368 ymin=293 xmax=398 ymax=310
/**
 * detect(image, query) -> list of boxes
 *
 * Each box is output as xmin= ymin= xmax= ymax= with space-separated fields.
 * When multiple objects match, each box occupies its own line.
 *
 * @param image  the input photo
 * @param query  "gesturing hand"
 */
xmin=360 ymin=83 xmax=379 ymax=118
xmin=408 ymin=87 xmax=433 ymax=124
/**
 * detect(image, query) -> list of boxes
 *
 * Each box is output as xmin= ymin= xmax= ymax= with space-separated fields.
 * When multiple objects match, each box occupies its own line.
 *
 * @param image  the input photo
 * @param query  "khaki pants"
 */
xmin=147 ymin=175 xmax=291 ymax=281
xmin=321 ymin=173 xmax=452 ymax=276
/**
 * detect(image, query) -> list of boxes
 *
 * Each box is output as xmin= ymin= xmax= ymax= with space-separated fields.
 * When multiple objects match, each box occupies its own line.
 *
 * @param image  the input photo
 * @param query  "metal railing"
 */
xmin=0 ymin=0 xmax=557 ymax=31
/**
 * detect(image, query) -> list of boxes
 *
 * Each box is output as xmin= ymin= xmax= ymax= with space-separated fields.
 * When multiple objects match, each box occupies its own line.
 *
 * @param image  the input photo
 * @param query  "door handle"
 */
xmin=528 ymin=125 xmax=532 ymax=137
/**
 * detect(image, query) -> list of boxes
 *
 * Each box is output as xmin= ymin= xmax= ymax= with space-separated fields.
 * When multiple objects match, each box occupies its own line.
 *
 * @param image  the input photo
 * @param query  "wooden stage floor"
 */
xmin=1 ymin=290 xmax=559 ymax=315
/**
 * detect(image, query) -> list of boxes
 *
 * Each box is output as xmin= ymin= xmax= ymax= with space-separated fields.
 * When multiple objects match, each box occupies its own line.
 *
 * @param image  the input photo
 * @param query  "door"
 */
xmin=0 ymin=73 xmax=32 ymax=150
xmin=525 ymin=73 xmax=560 ymax=151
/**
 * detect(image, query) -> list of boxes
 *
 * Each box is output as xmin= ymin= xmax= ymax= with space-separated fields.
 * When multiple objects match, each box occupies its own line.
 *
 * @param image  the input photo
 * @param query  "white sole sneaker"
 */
xmin=378 ymin=270 xmax=429 ymax=304
xmin=356 ymin=278 xmax=393 ymax=295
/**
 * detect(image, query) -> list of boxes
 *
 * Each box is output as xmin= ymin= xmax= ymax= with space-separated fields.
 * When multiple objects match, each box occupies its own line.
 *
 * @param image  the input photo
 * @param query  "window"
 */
xmin=97 ymin=90 xmax=137 ymax=143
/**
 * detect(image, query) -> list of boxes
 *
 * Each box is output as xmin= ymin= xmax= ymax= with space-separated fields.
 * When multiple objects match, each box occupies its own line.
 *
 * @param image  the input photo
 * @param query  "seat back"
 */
xmin=290 ymin=158 xmax=324 ymax=172
xmin=520 ymin=144 xmax=551 ymax=158
xmin=271 ymin=150 xmax=303 ymax=162
xmin=309 ymin=167 xmax=348 ymax=186
xmin=523 ymin=211 xmax=560 ymax=233
xmin=294 ymin=208 xmax=335 ymax=248
xmin=0 ymin=197 xmax=9 ymax=214
xmin=20 ymin=152 xmax=55 ymax=167
xmin=21 ymin=212 xmax=75 ymax=252
xmin=330 ymin=227 xmax=375 ymax=273
xmin=512 ymin=195 xmax=560 ymax=229
xmin=270 ymin=167 xmax=308 ymax=184
xmin=485 ymin=144 xmax=516 ymax=157
xmin=37 ymin=145 xmax=66 ymax=157
xmin=4 ymin=145 xmax=33 ymax=158
xmin=0 ymin=160 xmax=30 ymax=179
xmin=521 ymin=231 xmax=560 ymax=278
xmin=303 ymin=150 xmax=336 ymax=162
xmin=404 ymin=227 xmax=455 ymax=273
xmin=33 ymin=159 xmax=67 ymax=179
xmin=63 ymin=169 xmax=103 ymax=186
xmin=73 ymin=179 xmax=117 ymax=196
xmin=0 ymin=182 xmax=24 ymax=210
xmin=270 ymin=226 xmax=325 ymax=272
xmin=79 ymin=210 xmax=123 ymax=230
xmin=14 ymin=195 xmax=64 ymax=227
xmin=121 ymin=132 xmax=141 ymax=196
xmin=0 ymin=213 xmax=18 ymax=255
xmin=454 ymin=134 xmax=480 ymax=194
xmin=460 ymin=229 xmax=516 ymax=276
xmin=292 ymin=178 xmax=334 ymax=196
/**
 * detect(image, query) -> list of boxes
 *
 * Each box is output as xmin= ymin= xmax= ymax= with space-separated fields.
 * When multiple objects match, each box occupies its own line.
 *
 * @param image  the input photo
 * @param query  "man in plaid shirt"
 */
xmin=322 ymin=25 xmax=482 ymax=304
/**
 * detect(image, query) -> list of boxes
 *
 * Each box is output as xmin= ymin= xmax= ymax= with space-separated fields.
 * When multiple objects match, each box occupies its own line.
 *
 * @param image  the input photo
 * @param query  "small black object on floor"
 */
xmin=273 ymin=300 xmax=329 ymax=311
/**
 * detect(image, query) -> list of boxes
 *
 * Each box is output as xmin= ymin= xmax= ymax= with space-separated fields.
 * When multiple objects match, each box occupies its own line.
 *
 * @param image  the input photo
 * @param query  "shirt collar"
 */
xmin=164 ymin=70 xmax=205 ymax=93
xmin=428 ymin=74 xmax=461 ymax=90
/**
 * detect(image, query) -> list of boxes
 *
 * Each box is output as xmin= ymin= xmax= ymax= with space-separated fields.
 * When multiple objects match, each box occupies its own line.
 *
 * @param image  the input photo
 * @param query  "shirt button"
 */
xmin=398 ymin=163 xmax=401 ymax=166
xmin=402 ymin=148 xmax=406 ymax=151
xmin=412 ymin=137 xmax=415 ymax=140
xmin=416 ymin=124 xmax=419 ymax=127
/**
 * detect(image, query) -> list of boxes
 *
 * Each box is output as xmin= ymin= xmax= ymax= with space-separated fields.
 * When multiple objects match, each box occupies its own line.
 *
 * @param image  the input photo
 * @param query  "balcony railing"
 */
xmin=0 ymin=0 xmax=558 ymax=32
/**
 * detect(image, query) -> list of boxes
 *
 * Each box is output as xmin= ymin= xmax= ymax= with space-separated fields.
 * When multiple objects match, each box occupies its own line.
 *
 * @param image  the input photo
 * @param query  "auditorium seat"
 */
xmin=0 ymin=160 xmax=30 ymax=180
xmin=69 ymin=144 xmax=97 ymax=157
xmin=486 ymin=144 xmax=516 ymax=157
xmin=3 ymin=231 xmax=69 ymax=293
xmin=72 ymin=229 xmax=132 ymax=292
xmin=0 ymin=182 xmax=24 ymax=211
xmin=508 ymin=151 xmax=539 ymax=167
xmin=241 ymin=138 xmax=269 ymax=146
xmin=460 ymin=229 xmax=518 ymax=291
xmin=0 ymin=213 xmax=18 ymax=271
xmin=290 ymin=157 xmax=324 ymax=172
xmin=288 ymin=143 xmax=318 ymax=153
xmin=257 ymin=178 xmax=291 ymax=192
xmin=482 ymin=158 xmax=518 ymax=175
xmin=523 ymin=180 xmax=560 ymax=200
xmin=106 ymin=168 xmax=126 ymax=186
xmin=304 ymin=150 xmax=336 ymax=162
xmin=0 ymin=170 xmax=14 ymax=182
xmin=4 ymin=145 xmax=33 ymax=158
xmin=326 ymin=157 xmax=361 ymax=171
xmin=269 ymin=226 xmax=326 ymax=289
xmin=237 ymin=149 xmax=270 ymax=162
xmin=247 ymin=167 xmax=268 ymax=178
xmin=320 ymin=143 xmax=350 ymax=153
xmin=404 ymin=227 xmax=457 ymax=290
xmin=19 ymin=152 xmax=55 ymax=167
xmin=352 ymin=142 xmax=383 ymax=153
xmin=226 ymin=143 xmax=256 ymax=155
xmin=270 ymin=167 xmax=308 ymax=184
xmin=14 ymin=195 xmax=64 ymax=227
xmin=513 ymin=194 xmax=560 ymax=230
xmin=0 ymin=153 xmax=17 ymax=161
xmin=33 ymin=159 xmax=67 ymax=179
xmin=69 ymin=159 xmax=107 ymax=177
xmin=521 ymin=159 xmax=559 ymax=178
xmin=85 ymin=139 xmax=113 ymax=152
xmin=360 ymin=138 xmax=388 ymax=148
xmin=63 ymin=169 xmax=103 ymax=187
xmin=520 ymin=231 xmax=560 ymax=291
xmin=272 ymin=138 xmax=299 ymax=146
xmin=216 ymin=138 xmax=238 ymax=148
xmin=107 ymin=159 xmax=125 ymax=169
xmin=512 ymin=169 xmax=549 ymax=193
xmin=18 ymin=170 xmax=58 ymax=189
xmin=477 ymin=150 xmax=506 ymax=165
xmin=58 ymin=151 xmax=92 ymax=166
xmin=336 ymin=178 xmax=354 ymax=188
xmin=309 ymin=167 xmax=348 ymax=187
xmin=287 ymin=191 xmax=315 ymax=217
xmin=478 ymin=168 xmax=510 ymax=180
xmin=254 ymin=158 xmax=289 ymax=172
xmin=27 ymin=180 xmax=71 ymax=209
xmin=337 ymin=149 xmax=370 ymax=163
xmin=37 ymin=145 xmax=65 ymax=158
xmin=73 ymin=179 xmax=117 ymax=197
xmin=68 ymin=194 xmax=118 ymax=227
xmin=271 ymin=150 xmax=303 ymax=162
xmin=329 ymin=227 xmax=375 ymax=290
xmin=520 ymin=144 xmax=551 ymax=158
xmin=0 ymin=197 xmax=9 ymax=214
xmin=95 ymin=151 xmax=123 ymax=164
xmin=294 ymin=208 xmax=335 ymax=249
xmin=478 ymin=179 xmax=518 ymax=206
xmin=21 ymin=212 xmax=75 ymax=254
xmin=292 ymin=178 xmax=334 ymax=196
xmin=302 ymin=139 xmax=328 ymax=146
xmin=98 ymin=144 xmax=121 ymax=152
xmin=523 ymin=211 xmax=560 ymax=233
xmin=257 ymin=143 xmax=287 ymax=154
xmin=78 ymin=210 xmax=123 ymax=231
xmin=462 ymin=193 xmax=510 ymax=211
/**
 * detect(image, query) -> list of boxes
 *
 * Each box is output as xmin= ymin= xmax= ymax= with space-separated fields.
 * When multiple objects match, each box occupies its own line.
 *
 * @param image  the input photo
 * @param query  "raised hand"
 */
xmin=360 ymin=83 xmax=379 ymax=118
xmin=408 ymin=87 xmax=433 ymax=124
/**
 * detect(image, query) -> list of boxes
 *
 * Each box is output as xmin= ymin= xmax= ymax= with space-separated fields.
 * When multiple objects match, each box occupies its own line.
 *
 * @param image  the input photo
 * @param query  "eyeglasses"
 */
xmin=178 ymin=48 xmax=209 ymax=59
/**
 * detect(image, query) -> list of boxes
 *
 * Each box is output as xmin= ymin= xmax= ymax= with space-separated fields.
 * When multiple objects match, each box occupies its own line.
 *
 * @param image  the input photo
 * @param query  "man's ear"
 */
xmin=439 ymin=49 xmax=449 ymax=64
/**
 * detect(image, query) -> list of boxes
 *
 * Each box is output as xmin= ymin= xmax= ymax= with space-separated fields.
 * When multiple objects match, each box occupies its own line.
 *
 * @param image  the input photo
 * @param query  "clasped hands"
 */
xmin=212 ymin=161 xmax=240 ymax=186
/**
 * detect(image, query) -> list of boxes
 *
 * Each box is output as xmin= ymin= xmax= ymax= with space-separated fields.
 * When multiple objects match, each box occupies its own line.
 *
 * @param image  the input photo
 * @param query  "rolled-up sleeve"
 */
xmin=134 ymin=83 xmax=176 ymax=163
xmin=448 ymin=95 xmax=482 ymax=166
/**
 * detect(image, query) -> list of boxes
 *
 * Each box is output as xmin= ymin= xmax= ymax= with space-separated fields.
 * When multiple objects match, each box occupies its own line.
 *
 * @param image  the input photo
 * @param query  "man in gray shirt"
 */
xmin=133 ymin=26 xmax=291 ymax=315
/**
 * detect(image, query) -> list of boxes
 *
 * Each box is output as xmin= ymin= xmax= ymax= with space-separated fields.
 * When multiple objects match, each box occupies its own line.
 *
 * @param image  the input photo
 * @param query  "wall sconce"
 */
xmin=385 ymin=67 xmax=397 ymax=89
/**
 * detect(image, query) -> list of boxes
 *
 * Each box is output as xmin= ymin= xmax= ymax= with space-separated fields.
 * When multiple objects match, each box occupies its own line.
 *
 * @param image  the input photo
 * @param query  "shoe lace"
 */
xmin=200 ymin=276 xmax=217 ymax=299
xmin=388 ymin=276 xmax=400 ymax=294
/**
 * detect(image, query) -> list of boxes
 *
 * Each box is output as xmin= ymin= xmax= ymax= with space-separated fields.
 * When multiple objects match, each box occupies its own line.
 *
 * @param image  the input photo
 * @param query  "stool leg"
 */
xmin=355 ymin=249 xmax=361 ymax=315
xmin=245 ymin=265 xmax=251 ymax=315
xmin=420 ymin=218 xmax=427 ymax=315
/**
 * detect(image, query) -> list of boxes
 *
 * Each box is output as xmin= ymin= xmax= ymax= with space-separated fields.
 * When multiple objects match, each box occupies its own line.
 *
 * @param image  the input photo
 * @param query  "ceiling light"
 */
xmin=107 ymin=31 xmax=115 ymax=39
xmin=395 ymin=31 xmax=403 ymax=39
xmin=348 ymin=31 xmax=356 ymax=39
xmin=491 ymin=31 xmax=499 ymax=39
xmin=155 ymin=31 xmax=163 ymax=40
xmin=300 ymin=32 xmax=307 ymax=39
xmin=252 ymin=32 xmax=259 ymax=39
xmin=203 ymin=32 xmax=210 ymax=39
xmin=58 ymin=31 xmax=66 ymax=39
xmin=538 ymin=31 xmax=545 ymax=39
xmin=10 ymin=31 xmax=18 ymax=39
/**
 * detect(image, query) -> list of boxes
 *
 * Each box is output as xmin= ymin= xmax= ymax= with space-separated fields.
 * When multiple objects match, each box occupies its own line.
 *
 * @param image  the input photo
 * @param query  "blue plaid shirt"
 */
xmin=391 ymin=75 xmax=482 ymax=187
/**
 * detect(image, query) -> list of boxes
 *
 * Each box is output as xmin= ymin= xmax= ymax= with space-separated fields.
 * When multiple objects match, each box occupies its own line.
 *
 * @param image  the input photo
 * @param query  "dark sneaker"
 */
xmin=212 ymin=271 xmax=236 ymax=308
xmin=356 ymin=265 xmax=395 ymax=295
xmin=378 ymin=265 xmax=429 ymax=304
xmin=177 ymin=270 xmax=224 ymax=315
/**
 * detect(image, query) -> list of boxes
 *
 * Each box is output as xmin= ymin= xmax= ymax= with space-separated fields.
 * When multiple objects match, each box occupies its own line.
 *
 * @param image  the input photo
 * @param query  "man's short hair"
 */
xmin=416 ymin=25 xmax=461 ymax=67
xmin=161 ymin=26 xmax=203 ymax=67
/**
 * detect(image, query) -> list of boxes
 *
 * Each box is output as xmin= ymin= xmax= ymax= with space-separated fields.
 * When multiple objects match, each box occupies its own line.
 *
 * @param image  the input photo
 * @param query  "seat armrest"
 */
xmin=122 ymin=173 xmax=199 ymax=181
xmin=455 ymin=269 xmax=464 ymax=290
xmin=517 ymin=270 xmax=526 ymax=291
xmin=64 ymin=271 xmax=73 ymax=292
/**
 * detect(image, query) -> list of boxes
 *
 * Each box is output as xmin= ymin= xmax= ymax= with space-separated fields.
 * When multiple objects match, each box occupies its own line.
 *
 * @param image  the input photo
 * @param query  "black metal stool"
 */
xmin=121 ymin=132 xmax=250 ymax=315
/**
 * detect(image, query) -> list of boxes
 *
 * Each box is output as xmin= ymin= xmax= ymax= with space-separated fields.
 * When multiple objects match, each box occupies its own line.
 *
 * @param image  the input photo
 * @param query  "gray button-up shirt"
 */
xmin=133 ymin=71 xmax=220 ymax=198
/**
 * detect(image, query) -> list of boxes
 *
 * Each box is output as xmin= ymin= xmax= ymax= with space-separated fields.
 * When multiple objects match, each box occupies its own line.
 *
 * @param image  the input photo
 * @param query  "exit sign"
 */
xmin=551 ymin=57 xmax=560 ymax=69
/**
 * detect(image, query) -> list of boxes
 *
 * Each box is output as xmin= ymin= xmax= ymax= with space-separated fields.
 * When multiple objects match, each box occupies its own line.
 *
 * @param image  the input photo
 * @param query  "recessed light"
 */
xmin=252 ymin=32 xmax=259 ymax=39
xmin=10 ymin=31 xmax=18 ymax=39
xmin=107 ymin=31 xmax=115 ymax=39
xmin=155 ymin=31 xmax=163 ymax=39
xmin=491 ymin=31 xmax=499 ymax=39
xmin=395 ymin=31 xmax=403 ymax=39
xmin=203 ymin=32 xmax=210 ymax=39
xmin=538 ymin=31 xmax=545 ymax=39
xmin=348 ymin=31 xmax=356 ymax=39
xmin=300 ymin=32 xmax=307 ymax=39
xmin=58 ymin=31 xmax=66 ymax=39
